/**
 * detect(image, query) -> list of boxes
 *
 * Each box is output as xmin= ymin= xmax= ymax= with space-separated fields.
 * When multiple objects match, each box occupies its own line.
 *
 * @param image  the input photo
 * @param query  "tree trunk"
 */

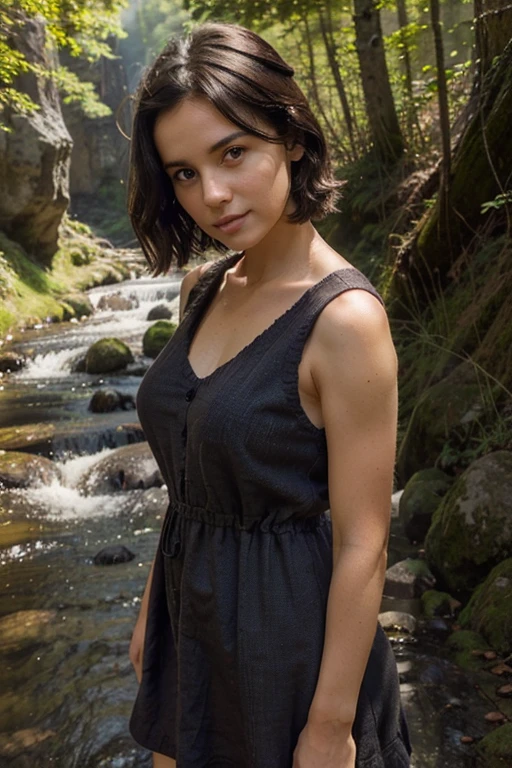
xmin=474 ymin=0 xmax=512 ymax=82
xmin=352 ymin=0 xmax=404 ymax=164
xmin=317 ymin=8 xmax=358 ymax=160
xmin=391 ymin=37 xmax=512 ymax=309
xmin=430 ymin=0 xmax=452 ymax=255
xmin=396 ymin=0 xmax=423 ymax=147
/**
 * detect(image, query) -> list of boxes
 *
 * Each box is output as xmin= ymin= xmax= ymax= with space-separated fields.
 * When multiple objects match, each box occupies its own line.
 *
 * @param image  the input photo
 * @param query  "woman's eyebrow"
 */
xmin=163 ymin=130 xmax=249 ymax=169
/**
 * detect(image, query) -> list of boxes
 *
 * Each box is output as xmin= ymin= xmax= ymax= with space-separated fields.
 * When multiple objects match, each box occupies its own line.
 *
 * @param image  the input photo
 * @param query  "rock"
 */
xmin=460 ymin=735 xmax=474 ymax=744
xmin=60 ymin=293 xmax=94 ymax=320
xmin=484 ymin=711 xmax=507 ymax=723
xmin=0 ymin=610 xmax=57 ymax=653
xmin=0 ymin=15 xmax=72 ymax=263
xmin=0 ymin=352 xmax=26 ymax=373
xmin=0 ymin=450 xmax=60 ymax=489
xmin=478 ymin=722 xmax=512 ymax=762
xmin=97 ymin=291 xmax=139 ymax=311
xmin=390 ymin=489 xmax=403 ymax=518
xmin=93 ymin=545 xmax=135 ymax=565
xmin=445 ymin=629 xmax=491 ymax=669
xmin=396 ymin=361 xmax=498 ymax=483
xmin=398 ymin=467 xmax=454 ymax=543
xmin=143 ymin=320 xmax=177 ymax=359
xmin=78 ymin=442 xmax=162 ymax=495
xmin=421 ymin=589 xmax=461 ymax=618
xmin=0 ymin=728 xmax=57 ymax=758
xmin=70 ymin=354 xmax=87 ymax=373
xmin=384 ymin=557 xmax=436 ymax=599
xmin=425 ymin=451 xmax=512 ymax=593
xmin=423 ymin=618 xmax=451 ymax=640
xmin=85 ymin=338 xmax=134 ymax=373
xmin=123 ymin=358 xmax=151 ymax=376
xmin=378 ymin=611 xmax=417 ymax=634
xmin=147 ymin=303 xmax=173 ymax=321
xmin=88 ymin=389 xmax=136 ymax=413
xmin=458 ymin=559 xmax=512 ymax=654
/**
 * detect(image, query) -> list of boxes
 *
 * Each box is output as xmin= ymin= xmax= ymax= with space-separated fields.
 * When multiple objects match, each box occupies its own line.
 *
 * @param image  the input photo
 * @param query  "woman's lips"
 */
xmin=214 ymin=212 xmax=249 ymax=234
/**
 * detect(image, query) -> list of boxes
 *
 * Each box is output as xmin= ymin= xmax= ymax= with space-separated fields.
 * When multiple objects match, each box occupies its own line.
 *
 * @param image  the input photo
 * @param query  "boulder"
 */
xmin=396 ymin=361 xmax=500 ymax=483
xmin=0 ymin=352 xmax=26 ymax=373
xmin=477 ymin=723 xmax=512 ymax=764
xmin=399 ymin=467 xmax=454 ymax=543
xmin=147 ymin=304 xmax=173 ymax=321
xmin=421 ymin=589 xmax=461 ymax=618
xmin=459 ymin=559 xmax=512 ymax=654
xmin=425 ymin=451 xmax=512 ymax=593
xmin=383 ymin=557 xmax=436 ymax=599
xmin=0 ymin=15 xmax=72 ymax=262
xmin=88 ymin=389 xmax=136 ymax=413
xmin=97 ymin=291 xmax=138 ymax=311
xmin=85 ymin=338 xmax=134 ymax=373
xmin=143 ymin=320 xmax=177 ymax=359
xmin=445 ymin=629 xmax=491 ymax=669
xmin=378 ymin=611 xmax=417 ymax=634
xmin=60 ymin=293 xmax=94 ymax=320
xmin=78 ymin=441 xmax=162 ymax=495
xmin=0 ymin=450 xmax=60 ymax=489
xmin=93 ymin=545 xmax=135 ymax=566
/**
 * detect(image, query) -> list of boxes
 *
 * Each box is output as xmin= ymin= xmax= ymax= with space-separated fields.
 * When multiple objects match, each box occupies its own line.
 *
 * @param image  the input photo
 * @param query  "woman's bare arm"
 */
xmin=305 ymin=289 xmax=398 ymax=734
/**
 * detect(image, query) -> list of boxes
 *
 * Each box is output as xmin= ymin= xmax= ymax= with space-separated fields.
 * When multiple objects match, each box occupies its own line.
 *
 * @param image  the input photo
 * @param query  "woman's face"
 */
xmin=153 ymin=96 xmax=303 ymax=249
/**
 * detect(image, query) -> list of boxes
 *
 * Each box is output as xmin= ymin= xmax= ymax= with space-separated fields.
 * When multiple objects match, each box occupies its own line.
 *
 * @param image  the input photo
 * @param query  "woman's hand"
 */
xmin=129 ymin=609 xmax=148 ymax=684
xmin=292 ymin=720 xmax=356 ymax=768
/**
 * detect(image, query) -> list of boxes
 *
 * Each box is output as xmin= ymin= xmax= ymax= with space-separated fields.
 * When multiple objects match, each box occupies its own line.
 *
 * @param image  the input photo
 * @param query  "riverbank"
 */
xmin=0 ymin=217 xmax=147 ymax=338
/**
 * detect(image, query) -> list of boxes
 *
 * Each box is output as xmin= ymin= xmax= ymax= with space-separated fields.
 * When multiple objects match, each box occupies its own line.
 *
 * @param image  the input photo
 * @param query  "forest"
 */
xmin=0 ymin=0 xmax=512 ymax=765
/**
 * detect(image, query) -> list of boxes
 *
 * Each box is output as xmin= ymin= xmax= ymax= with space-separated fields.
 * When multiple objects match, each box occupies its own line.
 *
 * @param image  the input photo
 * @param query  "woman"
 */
xmin=128 ymin=21 xmax=411 ymax=768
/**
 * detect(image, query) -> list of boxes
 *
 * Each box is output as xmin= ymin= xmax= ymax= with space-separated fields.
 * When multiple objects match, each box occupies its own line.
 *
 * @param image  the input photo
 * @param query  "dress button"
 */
xmin=185 ymin=388 xmax=196 ymax=402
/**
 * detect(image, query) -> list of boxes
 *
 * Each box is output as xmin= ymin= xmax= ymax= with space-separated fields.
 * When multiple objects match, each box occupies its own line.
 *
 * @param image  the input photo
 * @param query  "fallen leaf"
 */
xmin=490 ymin=663 xmax=512 ymax=676
xmin=483 ymin=651 xmax=497 ymax=660
xmin=497 ymin=684 xmax=512 ymax=697
xmin=460 ymin=735 xmax=474 ymax=744
xmin=484 ymin=711 xmax=506 ymax=723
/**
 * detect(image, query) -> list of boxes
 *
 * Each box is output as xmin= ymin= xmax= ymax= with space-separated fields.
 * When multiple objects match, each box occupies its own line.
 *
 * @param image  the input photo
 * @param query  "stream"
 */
xmin=0 ymin=265 xmax=497 ymax=767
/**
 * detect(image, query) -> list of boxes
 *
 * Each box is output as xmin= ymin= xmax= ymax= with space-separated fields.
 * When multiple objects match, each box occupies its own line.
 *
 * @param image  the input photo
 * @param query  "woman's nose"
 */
xmin=201 ymin=173 xmax=232 ymax=207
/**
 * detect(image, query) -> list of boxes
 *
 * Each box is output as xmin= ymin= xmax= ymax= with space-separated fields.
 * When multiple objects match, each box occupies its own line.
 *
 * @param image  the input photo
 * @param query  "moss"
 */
xmin=459 ymin=559 xmax=512 ymax=654
xmin=85 ymin=338 xmax=134 ymax=374
xmin=445 ymin=629 xmax=490 ymax=669
xmin=143 ymin=320 xmax=178 ymax=359
xmin=421 ymin=589 xmax=459 ymax=618
xmin=424 ymin=452 xmax=512 ymax=594
xmin=0 ymin=215 xmax=144 ymax=337
xmin=477 ymin=722 xmax=512 ymax=763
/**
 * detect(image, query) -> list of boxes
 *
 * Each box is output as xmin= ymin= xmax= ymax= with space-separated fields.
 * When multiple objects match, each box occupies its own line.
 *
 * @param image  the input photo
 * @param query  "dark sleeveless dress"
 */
xmin=129 ymin=251 xmax=412 ymax=767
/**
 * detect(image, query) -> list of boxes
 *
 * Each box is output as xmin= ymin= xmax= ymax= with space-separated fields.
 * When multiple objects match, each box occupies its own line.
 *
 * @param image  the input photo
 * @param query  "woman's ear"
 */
xmin=289 ymin=142 xmax=305 ymax=162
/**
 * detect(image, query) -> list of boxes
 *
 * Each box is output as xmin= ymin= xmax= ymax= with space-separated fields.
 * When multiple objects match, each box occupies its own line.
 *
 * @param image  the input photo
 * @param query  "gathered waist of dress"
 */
xmin=163 ymin=499 xmax=331 ymax=533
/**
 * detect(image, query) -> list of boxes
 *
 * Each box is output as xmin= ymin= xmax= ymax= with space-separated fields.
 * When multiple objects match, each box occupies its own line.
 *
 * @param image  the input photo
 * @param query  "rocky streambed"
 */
xmin=0 ymin=268 xmax=510 ymax=767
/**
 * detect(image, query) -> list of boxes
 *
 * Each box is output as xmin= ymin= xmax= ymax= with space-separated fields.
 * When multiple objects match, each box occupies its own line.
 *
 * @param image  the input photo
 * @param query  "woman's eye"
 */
xmin=174 ymin=168 xmax=195 ymax=182
xmin=225 ymin=146 xmax=244 ymax=161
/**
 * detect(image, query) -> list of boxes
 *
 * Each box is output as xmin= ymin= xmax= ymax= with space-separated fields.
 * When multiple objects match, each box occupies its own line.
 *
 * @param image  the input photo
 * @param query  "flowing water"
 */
xmin=0 ymin=266 xmax=497 ymax=767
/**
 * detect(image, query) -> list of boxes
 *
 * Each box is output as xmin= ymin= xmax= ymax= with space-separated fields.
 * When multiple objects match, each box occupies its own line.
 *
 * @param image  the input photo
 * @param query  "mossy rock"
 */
xmin=0 ymin=451 xmax=60 ymax=489
xmin=425 ymin=451 xmax=512 ymax=593
xmin=60 ymin=293 xmax=94 ymax=320
xmin=445 ymin=629 xmax=490 ymax=669
xmin=421 ymin=589 xmax=461 ymax=618
xmin=85 ymin=338 xmax=134 ymax=374
xmin=143 ymin=320 xmax=177 ymax=359
xmin=399 ymin=467 xmax=454 ymax=543
xmin=477 ymin=722 xmax=512 ymax=765
xmin=459 ymin=559 xmax=512 ymax=654
xmin=396 ymin=361 xmax=500 ymax=484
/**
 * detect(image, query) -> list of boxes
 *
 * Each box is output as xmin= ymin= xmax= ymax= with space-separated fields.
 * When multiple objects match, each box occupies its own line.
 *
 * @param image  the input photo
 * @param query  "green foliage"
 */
xmin=0 ymin=0 xmax=127 ymax=128
xmin=481 ymin=191 xmax=512 ymax=215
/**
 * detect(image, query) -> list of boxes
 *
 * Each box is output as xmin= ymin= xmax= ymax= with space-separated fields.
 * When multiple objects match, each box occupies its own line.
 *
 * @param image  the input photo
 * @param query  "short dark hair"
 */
xmin=128 ymin=22 xmax=341 ymax=275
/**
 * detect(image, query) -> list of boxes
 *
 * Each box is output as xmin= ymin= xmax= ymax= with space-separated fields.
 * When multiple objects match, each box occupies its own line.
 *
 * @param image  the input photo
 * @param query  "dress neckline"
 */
xmin=185 ymin=252 xmax=358 ymax=384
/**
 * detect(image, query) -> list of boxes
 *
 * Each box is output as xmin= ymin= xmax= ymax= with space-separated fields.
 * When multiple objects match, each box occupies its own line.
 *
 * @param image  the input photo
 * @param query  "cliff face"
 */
xmin=60 ymin=38 xmax=131 ymax=198
xmin=0 ymin=15 xmax=72 ymax=264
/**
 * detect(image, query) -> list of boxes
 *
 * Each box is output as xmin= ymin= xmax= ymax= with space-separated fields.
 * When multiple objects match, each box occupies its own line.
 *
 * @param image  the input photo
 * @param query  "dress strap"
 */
xmin=183 ymin=252 xmax=244 ymax=320
xmin=281 ymin=268 xmax=386 ymax=411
